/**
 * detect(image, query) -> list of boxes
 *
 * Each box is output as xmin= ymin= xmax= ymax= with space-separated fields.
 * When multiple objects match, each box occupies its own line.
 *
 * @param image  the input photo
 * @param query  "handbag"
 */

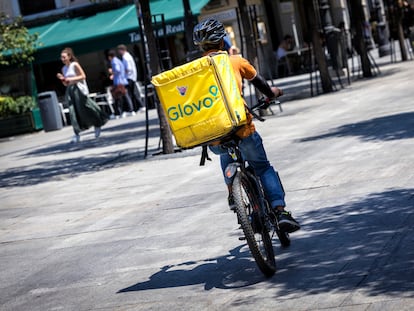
xmin=77 ymin=80 xmax=90 ymax=96
xmin=111 ymin=84 xmax=127 ymax=99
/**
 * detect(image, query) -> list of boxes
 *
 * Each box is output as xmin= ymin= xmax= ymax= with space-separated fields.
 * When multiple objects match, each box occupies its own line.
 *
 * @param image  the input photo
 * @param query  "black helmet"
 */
xmin=193 ymin=18 xmax=226 ymax=46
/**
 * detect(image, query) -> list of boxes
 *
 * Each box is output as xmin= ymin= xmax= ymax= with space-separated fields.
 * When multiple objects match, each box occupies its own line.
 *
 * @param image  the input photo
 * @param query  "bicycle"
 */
xmin=222 ymin=98 xmax=290 ymax=277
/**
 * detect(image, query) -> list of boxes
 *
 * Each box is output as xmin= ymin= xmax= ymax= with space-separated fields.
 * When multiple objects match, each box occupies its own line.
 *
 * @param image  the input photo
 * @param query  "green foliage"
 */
xmin=0 ymin=13 xmax=39 ymax=67
xmin=15 ymin=96 xmax=36 ymax=114
xmin=0 ymin=96 xmax=15 ymax=117
xmin=0 ymin=95 xmax=36 ymax=118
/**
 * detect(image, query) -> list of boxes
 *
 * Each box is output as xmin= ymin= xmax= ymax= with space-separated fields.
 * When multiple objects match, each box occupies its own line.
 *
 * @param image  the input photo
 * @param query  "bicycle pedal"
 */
xmin=238 ymin=236 xmax=246 ymax=241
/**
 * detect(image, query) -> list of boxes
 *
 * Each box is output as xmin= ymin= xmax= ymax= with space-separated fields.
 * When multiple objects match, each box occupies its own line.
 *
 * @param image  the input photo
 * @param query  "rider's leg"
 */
xmin=209 ymin=145 xmax=236 ymax=209
xmin=209 ymin=145 xmax=234 ymax=185
xmin=238 ymin=131 xmax=285 ymax=208
xmin=239 ymin=132 xmax=300 ymax=233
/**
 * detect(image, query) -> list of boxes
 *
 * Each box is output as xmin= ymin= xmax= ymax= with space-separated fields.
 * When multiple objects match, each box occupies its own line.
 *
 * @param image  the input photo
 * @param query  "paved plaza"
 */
xmin=0 ymin=59 xmax=413 ymax=310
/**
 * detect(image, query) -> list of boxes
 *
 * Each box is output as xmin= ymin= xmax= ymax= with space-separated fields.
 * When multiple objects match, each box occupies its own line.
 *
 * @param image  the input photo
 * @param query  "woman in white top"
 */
xmin=57 ymin=47 xmax=107 ymax=143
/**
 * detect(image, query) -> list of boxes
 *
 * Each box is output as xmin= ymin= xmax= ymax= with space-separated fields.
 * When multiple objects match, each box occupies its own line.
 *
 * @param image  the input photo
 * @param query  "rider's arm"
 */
xmin=250 ymin=74 xmax=277 ymax=98
xmin=234 ymin=55 xmax=283 ymax=99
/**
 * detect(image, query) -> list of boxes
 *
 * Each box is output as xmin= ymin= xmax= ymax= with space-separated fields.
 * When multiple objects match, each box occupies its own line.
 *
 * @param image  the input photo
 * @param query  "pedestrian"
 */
xmin=193 ymin=19 xmax=300 ymax=233
xmin=57 ymin=47 xmax=108 ymax=143
xmin=117 ymin=44 xmax=145 ymax=112
xmin=275 ymin=34 xmax=294 ymax=77
xmin=229 ymin=45 xmax=240 ymax=55
xmin=107 ymin=49 xmax=135 ymax=118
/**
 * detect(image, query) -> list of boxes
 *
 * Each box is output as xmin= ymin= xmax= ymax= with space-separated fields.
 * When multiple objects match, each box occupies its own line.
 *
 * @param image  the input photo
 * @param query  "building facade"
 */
xmin=1 ymin=0 xmax=210 ymax=99
xmin=3 ymin=0 xmax=406 ymax=101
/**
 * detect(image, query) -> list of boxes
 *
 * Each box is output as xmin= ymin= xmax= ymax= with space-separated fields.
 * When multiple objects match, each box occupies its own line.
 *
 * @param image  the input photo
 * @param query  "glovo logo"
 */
xmin=167 ymin=85 xmax=219 ymax=121
xmin=177 ymin=86 xmax=187 ymax=96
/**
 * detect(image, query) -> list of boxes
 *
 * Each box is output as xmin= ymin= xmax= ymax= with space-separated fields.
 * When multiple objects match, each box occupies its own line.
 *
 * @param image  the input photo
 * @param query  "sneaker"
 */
xmin=121 ymin=112 xmax=127 ymax=118
xmin=276 ymin=210 xmax=300 ymax=233
xmin=70 ymin=134 xmax=80 ymax=143
xmin=228 ymin=194 xmax=236 ymax=211
xmin=94 ymin=127 xmax=101 ymax=138
xmin=130 ymin=111 xmax=136 ymax=116
xmin=139 ymin=107 xmax=146 ymax=113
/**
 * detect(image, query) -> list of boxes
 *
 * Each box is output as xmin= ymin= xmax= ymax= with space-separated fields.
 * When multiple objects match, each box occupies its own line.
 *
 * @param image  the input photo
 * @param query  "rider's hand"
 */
xmin=261 ymin=87 xmax=282 ymax=109
xmin=270 ymin=86 xmax=283 ymax=98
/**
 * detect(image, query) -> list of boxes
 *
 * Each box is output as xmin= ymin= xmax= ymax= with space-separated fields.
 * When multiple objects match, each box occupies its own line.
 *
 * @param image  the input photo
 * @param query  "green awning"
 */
xmin=29 ymin=1 xmax=209 ymax=63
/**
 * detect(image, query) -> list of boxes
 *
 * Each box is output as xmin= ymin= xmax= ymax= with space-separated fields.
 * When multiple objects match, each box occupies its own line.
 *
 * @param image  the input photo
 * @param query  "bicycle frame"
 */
xmin=223 ymin=140 xmax=278 ymax=276
xmin=218 ymin=97 xmax=289 ymax=276
xmin=224 ymin=143 xmax=273 ymax=232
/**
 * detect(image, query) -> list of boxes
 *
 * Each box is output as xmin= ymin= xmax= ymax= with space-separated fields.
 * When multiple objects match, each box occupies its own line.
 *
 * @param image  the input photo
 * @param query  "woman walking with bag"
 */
xmin=57 ymin=47 xmax=108 ymax=143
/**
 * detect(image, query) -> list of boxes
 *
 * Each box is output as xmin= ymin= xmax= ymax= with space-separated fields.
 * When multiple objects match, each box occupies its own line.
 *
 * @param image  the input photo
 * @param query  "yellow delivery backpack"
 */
xmin=151 ymin=52 xmax=247 ymax=148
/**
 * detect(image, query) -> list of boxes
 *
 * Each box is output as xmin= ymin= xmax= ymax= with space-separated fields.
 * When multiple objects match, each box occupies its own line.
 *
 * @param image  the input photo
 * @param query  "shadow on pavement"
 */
xmin=298 ymin=112 xmax=414 ymax=142
xmin=118 ymin=188 xmax=414 ymax=297
xmin=100 ymin=116 xmax=160 ymax=133
xmin=0 ymin=118 xmax=165 ymax=188
xmin=0 ymin=148 xmax=152 ymax=188
xmin=25 ymin=118 xmax=160 ymax=157
xmin=118 ymin=245 xmax=268 ymax=292
xmin=270 ymin=66 xmax=402 ymax=103
xmin=261 ymin=188 xmax=414 ymax=298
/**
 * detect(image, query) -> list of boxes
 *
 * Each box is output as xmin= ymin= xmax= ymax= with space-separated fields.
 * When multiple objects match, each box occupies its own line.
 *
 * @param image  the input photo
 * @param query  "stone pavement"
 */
xmin=0 ymin=59 xmax=413 ymax=311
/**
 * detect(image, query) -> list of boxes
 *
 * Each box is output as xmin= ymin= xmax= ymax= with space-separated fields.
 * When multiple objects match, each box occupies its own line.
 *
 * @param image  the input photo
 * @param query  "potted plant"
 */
xmin=0 ymin=95 xmax=43 ymax=138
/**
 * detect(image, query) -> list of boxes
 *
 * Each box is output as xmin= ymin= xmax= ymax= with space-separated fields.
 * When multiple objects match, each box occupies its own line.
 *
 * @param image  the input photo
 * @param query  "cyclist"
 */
xmin=193 ymin=18 xmax=300 ymax=233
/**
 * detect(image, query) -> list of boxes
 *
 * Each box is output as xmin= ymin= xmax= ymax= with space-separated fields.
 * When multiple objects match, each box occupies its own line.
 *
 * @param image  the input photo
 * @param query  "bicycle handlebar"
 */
xmin=252 ymin=97 xmax=281 ymax=111
xmin=248 ymin=97 xmax=281 ymax=122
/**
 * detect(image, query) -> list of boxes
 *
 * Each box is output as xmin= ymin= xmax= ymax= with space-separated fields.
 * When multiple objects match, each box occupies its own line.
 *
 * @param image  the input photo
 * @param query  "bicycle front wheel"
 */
xmin=232 ymin=172 xmax=276 ymax=277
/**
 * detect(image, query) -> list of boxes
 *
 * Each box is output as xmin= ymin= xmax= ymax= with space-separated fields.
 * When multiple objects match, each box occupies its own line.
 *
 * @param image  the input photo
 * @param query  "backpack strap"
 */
xmin=199 ymin=145 xmax=212 ymax=166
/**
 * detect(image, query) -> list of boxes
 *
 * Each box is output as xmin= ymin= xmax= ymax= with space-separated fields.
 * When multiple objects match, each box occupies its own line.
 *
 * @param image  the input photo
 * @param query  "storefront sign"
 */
xmin=128 ymin=21 xmax=185 ymax=43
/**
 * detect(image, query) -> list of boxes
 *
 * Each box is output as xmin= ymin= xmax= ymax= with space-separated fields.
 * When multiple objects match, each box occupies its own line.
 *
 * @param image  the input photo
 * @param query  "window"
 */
xmin=19 ymin=0 xmax=56 ymax=16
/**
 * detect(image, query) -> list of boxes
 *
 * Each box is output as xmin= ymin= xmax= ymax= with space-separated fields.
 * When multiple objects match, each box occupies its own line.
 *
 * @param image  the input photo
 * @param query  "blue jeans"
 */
xmin=209 ymin=131 xmax=285 ymax=208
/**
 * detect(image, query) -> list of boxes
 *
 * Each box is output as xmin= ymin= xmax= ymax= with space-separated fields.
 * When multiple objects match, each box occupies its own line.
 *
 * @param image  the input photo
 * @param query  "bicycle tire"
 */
xmin=232 ymin=172 xmax=276 ymax=277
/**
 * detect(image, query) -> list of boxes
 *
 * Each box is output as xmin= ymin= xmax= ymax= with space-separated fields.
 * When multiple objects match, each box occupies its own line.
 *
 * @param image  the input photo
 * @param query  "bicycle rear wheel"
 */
xmin=232 ymin=172 xmax=276 ymax=277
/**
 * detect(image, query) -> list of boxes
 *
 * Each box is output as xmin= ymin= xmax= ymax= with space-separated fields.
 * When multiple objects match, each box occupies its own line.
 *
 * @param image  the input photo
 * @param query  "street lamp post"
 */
xmin=319 ymin=0 xmax=342 ymax=70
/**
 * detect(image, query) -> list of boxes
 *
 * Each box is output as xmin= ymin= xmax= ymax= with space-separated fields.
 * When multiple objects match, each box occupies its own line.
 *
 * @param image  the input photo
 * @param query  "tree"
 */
xmin=0 ymin=13 xmax=38 ymax=67
xmin=237 ymin=0 xmax=258 ymax=65
xmin=302 ymin=1 xmax=333 ymax=93
xmin=348 ymin=0 xmax=373 ymax=77
xmin=182 ymin=0 xmax=195 ymax=55
xmin=389 ymin=0 xmax=408 ymax=61
xmin=134 ymin=0 xmax=174 ymax=154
